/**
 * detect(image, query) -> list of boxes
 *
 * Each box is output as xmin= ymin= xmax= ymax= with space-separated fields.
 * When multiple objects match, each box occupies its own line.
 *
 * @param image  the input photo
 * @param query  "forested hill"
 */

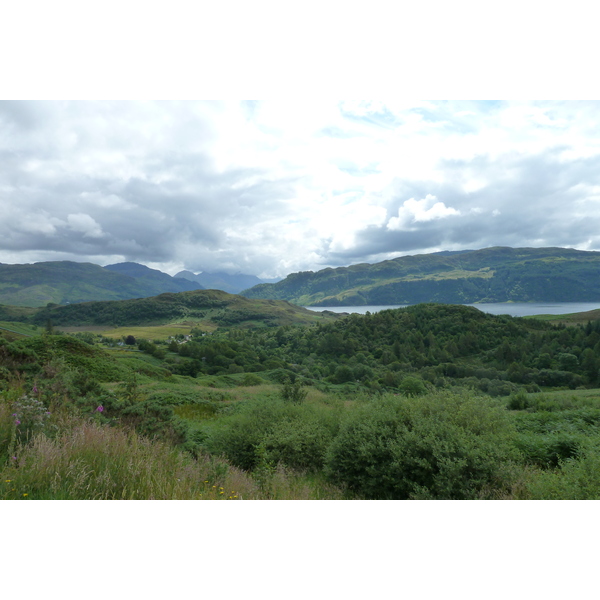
xmin=20 ymin=289 xmax=338 ymax=328
xmin=241 ymin=246 xmax=600 ymax=306
xmin=0 ymin=261 xmax=203 ymax=307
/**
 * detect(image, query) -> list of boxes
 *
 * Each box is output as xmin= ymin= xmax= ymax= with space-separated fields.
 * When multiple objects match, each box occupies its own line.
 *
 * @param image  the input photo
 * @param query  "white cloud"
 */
xmin=67 ymin=213 xmax=104 ymax=238
xmin=387 ymin=195 xmax=461 ymax=230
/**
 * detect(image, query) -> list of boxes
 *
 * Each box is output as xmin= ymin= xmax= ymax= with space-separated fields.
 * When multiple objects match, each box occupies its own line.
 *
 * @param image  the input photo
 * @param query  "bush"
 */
xmin=398 ymin=376 xmax=427 ymax=397
xmin=280 ymin=378 xmax=308 ymax=404
xmin=524 ymin=441 xmax=600 ymax=499
xmin=324 ymin=391 xmax=518 ymax=499
xmin=203 ymin=396 xmax=342 ymax=472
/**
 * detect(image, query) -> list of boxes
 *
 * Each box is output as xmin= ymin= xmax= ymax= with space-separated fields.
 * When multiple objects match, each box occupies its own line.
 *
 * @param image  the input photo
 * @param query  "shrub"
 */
xmin=203 ymin=396 xmax=342 ymax=472
xmin=524 ymin=441 xmax=600 ymax=499
xmin=398 ymin=376 xmax=427 ymax=397
xmin=324 ymin=391 xmax=518 ymax=499
xmin=280 ymin=378 xmax=308 ymax=404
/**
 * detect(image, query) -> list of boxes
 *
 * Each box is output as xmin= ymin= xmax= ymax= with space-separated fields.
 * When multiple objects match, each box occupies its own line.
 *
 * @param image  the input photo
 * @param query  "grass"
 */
xmin=0 ymin=404 xmax=346 ymax=500
xmin=0 ymin=322 xmax=39 ymax=338
xmin=526 ymin=308 xmax=600 ymax=325
xmin=93 ymin=321 xmax=217 ymax=340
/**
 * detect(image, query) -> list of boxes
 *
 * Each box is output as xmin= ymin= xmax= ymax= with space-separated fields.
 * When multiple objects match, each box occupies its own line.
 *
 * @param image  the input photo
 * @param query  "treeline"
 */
xmin=156 ymin=304 xmax=600 ymax=395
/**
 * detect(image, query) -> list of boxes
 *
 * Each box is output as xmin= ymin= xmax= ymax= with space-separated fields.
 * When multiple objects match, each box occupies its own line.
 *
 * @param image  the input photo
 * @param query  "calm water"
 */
xmin=304 ymin=303 xmax=600 ymax=318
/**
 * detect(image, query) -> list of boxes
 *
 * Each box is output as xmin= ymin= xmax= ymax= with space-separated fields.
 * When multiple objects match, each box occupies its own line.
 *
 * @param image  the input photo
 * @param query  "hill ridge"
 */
xmin=241 ymin=246 xmax=600 ymax=306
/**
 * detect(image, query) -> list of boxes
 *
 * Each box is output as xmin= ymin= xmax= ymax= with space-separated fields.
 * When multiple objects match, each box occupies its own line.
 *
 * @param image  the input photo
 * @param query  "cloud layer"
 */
xmin=2 ymin=100 xmax=600 ymax=277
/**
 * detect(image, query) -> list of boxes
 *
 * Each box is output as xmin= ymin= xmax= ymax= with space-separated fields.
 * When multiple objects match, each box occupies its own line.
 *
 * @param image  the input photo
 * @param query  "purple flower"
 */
xmin=96 ymin=405 xmax=104 ymax=412
xmin=33 ymin=386 xmax=38 ymax=393
xmin=15 ymin=420 xmax=21 ymax=425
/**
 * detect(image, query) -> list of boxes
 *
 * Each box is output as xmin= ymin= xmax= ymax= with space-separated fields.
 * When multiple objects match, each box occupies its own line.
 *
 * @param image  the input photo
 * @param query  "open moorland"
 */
xmin=3 ymin=291 xmax=600 ymax=500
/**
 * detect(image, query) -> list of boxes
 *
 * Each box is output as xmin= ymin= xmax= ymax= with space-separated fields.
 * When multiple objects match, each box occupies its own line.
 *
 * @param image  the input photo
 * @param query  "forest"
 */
xmin=3 ymin=302 xmax=600 ymax=499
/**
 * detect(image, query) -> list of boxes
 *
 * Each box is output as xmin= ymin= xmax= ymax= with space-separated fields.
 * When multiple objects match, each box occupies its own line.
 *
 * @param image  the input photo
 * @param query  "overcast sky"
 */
xmin=2 ymin=100 xmax=600 ymax=278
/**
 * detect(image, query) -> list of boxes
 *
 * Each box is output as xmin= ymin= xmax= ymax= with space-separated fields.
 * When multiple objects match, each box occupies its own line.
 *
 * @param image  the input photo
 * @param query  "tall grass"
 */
xmin=1 ymin=410 xmax=345 ymax=500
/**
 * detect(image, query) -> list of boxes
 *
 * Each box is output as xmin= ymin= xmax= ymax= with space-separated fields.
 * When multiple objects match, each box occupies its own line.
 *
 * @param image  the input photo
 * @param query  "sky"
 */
xmin=0 ymin=100 xmax=600 ymax=278
xmin=2 ymin=99 xmax=600 ymax=278
xmin=2 ymin=3 xmax=599 ymax=281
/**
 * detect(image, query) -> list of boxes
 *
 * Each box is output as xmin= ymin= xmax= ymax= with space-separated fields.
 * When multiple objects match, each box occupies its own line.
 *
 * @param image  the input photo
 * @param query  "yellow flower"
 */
xmin=23 ymin=493 xmax=28 ymax=497
xmin=4 ymin=480 xmax=11 ymax=483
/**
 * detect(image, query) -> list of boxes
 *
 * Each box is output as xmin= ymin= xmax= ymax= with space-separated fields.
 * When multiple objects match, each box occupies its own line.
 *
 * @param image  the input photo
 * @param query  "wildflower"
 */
xmin=33 ymin=386 xmax=38 ymax=393
xmin=96 ymin=405 xmax=104 ymax=412
xmin=15 ymin=420 xmax=21 ymax=425
xmin=23 ymin=493 xmax=28 ymax=497
xmin=4 ymin=480 xmax=11 ymax=483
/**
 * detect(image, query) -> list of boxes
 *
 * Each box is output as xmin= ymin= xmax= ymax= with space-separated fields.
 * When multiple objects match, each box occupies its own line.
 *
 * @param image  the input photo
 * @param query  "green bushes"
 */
xmin=203 ymin=396 xmax=342 ymax=472
xmin=324 ymin=391 xmax=519 ymax=499
xmin=522 ymin=441 xmax=600 ymax=499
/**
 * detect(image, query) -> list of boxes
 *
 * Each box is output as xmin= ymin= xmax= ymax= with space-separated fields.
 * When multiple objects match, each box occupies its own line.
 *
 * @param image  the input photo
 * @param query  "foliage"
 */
xmin=202 ymin=396 xmax=342 ymax=473
xmin=521 ymin=440 xmax=600 ymax=499
xmin=280 ymin=378 xmax=308 ymax=403
xmin=324 ymin=391 xmax=519 ymax=499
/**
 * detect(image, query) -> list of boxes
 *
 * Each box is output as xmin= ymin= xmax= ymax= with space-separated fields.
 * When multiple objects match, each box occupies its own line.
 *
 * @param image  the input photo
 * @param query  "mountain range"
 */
xmin=0 ymin=260 xmax=280 ymax=308
xmin=2 ymin=246 xmax=600 ymax=309
xmin=240 ymin=247 xmax=600 ymax=306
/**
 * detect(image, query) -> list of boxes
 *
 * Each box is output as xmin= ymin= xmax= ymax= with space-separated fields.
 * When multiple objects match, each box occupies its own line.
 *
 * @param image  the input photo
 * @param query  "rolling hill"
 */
xmin=25 ymin=288 xmax=340 ymax=328
xmin=240 ymin=247 xmax=600 ymax=306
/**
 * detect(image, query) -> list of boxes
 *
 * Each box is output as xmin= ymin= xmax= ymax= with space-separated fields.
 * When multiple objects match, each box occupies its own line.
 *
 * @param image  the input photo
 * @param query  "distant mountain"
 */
xmin=104 ymin=263 xmax=204 ymax=296
xmin=174 ymin=270 xmax=277 ymax=294
xmin=241 ymin=247 xmax=600 ymax=306
xmin=0 ymin=261 xmax=204 ymax=308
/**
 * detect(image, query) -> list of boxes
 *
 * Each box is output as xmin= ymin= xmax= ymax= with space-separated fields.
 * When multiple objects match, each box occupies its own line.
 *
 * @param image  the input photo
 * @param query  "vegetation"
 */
xmin=241 ymin=246 xmax=600 ymax=306
xmin=4 ymin=294 xmax=600 ymax=500
xmin=7 ymin=289 xmax=340 ymax=329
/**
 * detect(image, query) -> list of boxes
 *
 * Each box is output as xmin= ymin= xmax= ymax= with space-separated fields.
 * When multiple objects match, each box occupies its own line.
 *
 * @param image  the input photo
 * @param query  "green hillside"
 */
xmin=24 ymin=289 xmax=340 ymax=328
xmin=0 ymin=261 xmax=203 ymax=308
xmin=241 ymin=247 xmax=600 ymax=306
